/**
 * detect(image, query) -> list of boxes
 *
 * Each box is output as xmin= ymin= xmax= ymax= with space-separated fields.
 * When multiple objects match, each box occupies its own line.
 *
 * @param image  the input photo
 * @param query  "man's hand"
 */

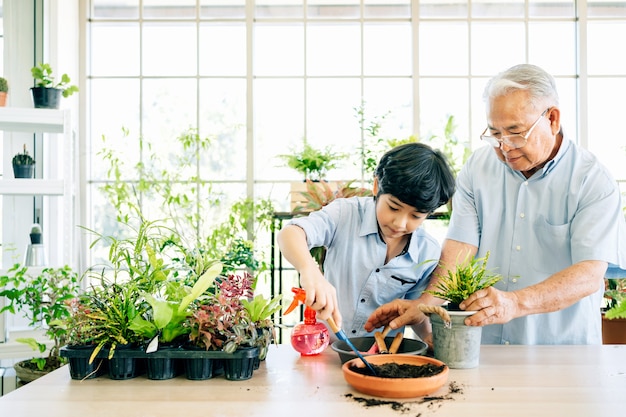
xmin=460 ymin=286 xmax=520 ymax=326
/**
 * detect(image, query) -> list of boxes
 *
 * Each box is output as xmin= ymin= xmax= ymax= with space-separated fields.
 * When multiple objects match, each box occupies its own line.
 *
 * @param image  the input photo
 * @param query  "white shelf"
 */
xmin=0 ymin=179 xmax=64 ymax=195
xmin=0 ymin=107 xmax=65 ymax=133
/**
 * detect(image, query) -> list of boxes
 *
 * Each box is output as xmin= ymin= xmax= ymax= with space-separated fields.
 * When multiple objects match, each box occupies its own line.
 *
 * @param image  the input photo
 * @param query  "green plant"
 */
xmin=292 ymin=179 xmax=373 ymax=214
xmin=31 ymin=63 xmax=79 ymax=98
xmin=12 ymin=144 xmax=35 ymax=166
xmin=241 ymin=293 xmax=283 ymax=359
xmin=604 ymin=278 xmax=626 ymax=319
xmin=426 ymin=252 xmax=501 ymax=307
xmin=0 ymin=77 xmax=8 ymax=93
xmin=0 ymin=265 xmax=80 ymax=371
xmin=278 ymin=141 xmax=346 ymax=181
xmin=129 ymin=262 xmax=222 ymax=346
xmin=188 ymin=272 xmax=259 ymax=353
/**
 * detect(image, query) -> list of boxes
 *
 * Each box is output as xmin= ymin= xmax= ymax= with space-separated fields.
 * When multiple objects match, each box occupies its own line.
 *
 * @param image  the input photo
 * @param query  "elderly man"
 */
xmin=365 ymin=63 xmax=626 ymax=345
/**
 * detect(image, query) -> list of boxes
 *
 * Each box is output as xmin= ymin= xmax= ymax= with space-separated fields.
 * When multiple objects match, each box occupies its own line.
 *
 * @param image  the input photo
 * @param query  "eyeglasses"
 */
xmin=480 ymin=108 xmax=550 ymax=149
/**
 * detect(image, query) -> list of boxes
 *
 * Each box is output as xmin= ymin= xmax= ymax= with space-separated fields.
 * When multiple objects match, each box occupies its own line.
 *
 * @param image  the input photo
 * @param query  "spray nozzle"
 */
xmin=284 ymin=287 xmax=307 ymax=315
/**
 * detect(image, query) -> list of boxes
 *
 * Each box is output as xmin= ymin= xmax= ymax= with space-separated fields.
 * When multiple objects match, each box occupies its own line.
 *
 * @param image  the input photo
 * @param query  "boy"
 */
xmin=277 ymin=142 xmax=455 ymax=339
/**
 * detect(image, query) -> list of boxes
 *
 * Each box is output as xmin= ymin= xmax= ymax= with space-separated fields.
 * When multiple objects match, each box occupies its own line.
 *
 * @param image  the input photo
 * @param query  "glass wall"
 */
xmin=84 ymin=1 xmax=626 ymax=272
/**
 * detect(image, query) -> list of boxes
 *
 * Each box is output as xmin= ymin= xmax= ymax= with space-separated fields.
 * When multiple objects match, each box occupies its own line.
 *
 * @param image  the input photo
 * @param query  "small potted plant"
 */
xmin=0 ymin=76 xmax=8 ymax=106
xmin=242 ymin=292 xmax=283 ymax=363
xmin=0 ymin=264 xmax=80 ymax=383
xmin=602 ymin=276 xmax=626 ymax=343
xmin=187 ymin=272 xmax=260 ymax=380
xmin=30 ymin=62 xmax=79 ymax=109
xmin=12 ymin=144 xmax=36 ymax=178
xmin=425 ymin=251 xmax=501 ymax=369
xmin=29 ymin=223 xmax=43 ymax=244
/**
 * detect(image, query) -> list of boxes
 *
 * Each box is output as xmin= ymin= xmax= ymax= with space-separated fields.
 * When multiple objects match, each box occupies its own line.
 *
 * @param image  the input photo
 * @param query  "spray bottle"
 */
xmin=284 ymin=287 xmax=330 ymax=356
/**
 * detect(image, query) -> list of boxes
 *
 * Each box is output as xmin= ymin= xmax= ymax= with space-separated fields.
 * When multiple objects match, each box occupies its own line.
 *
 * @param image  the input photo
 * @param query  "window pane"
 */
xmin=529 ymin=0 xmax=575 ymax=17
xmin=142 ymin=23 xmax=197 ymax=76
xmin=199 ymin=78 xmax=247 ymax=180
xmin=142 ymin=78 xmax=198 ymax=165
xmin=308 ymin=0 xmax=361 ymax=19
xmin=419 ymin=78 xmax=469 ymax=145
xmin=364 ymin=0 xmax=410 ymax=18
xmin=92 ymin=0 xmax=139 ymax=19
xmin=90 ymin=78 xmax=140 ymax=179
xmin=254 ymin=79 xmax=305 ymax=181
xmin=471 ymin=0 xmax=524 ymax=18
xmin=254 ymin=24 xmax=304 ymax=76
xmin=199 ymin=23 xmax=246 ymax=76
xmin=143 ymin=0 xmax=196 ymax=19
xmin=90 ymin=22 xmax=139 ymax=76
xmin=588 ymin=78 xmax=626 ymax=180
xmin=420 ymin=0 xmax=468 ymax=18
xmin=364 ymin=23 xmax=412 ymax=76
xmin=363 ymin=78 xmax=413 ymax=141
xmin=306 ymin=78 xmax=361 ymax=180
xmin=201 ymin=0 xmax=246 ymax=19
xmin=588 ymin=22 xmax=626 ymax=75
xmin=419 ymin=22 xmax=468 ymax=76
xmin=528 ymin=22 xmax=576 ymax=75
xmin=588 ymin=0 xmax=626 ymax=18
xmin=255 ymin=0 xmax=303 ymax=18
xmin=307 ymin=23 xmax=360 ymax=76
xmin=471 ymin=22 xmax=526 ymax=76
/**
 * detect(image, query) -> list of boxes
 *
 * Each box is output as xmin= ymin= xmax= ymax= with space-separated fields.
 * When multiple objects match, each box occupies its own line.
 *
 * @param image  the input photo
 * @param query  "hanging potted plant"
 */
xmin=30 ymin=62 xmax=78 ymax=109
xmin=12 ymin=144 xmax=35 ymax=178
xmin=0 ymin=76 xmax=8 ymax=107
xmin=425 ymin=251 xmax=501 ymax=369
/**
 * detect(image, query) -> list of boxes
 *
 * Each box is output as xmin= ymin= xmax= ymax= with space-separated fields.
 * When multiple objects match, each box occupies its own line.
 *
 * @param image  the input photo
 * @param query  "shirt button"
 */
xmin=520 ymin=213 xmax=525 ymax=218
xmin=351 ymin=330 xmax=357 ymax=334
xmin=360 ymin=298 xmax=365 ymax=303
xmin=376 ymin=268 xmax=380 ymax=272
xmin=504 ymin=340 xmax=510 ymax=345
xmin=524 ymin=181 xmax=528 ymax=186
xmin=511 ymin=278 xmax=518 ymax=283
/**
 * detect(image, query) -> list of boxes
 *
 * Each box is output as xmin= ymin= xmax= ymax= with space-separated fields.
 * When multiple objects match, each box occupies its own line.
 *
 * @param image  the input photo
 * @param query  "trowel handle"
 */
xmin=326 ymin=317 xmax=341 ymax=334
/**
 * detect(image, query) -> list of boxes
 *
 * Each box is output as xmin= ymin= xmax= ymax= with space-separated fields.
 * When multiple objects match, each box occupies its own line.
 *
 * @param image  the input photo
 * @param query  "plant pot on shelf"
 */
xmin=31 ymin=86 xmax=62 ymax=109
xmin=0 ymin=92 xmax=7 ymax=107
xmin=431 ymin=311 xmax=482 ymax=369
xmin=12 ymin=163 xmax=35 ymax=179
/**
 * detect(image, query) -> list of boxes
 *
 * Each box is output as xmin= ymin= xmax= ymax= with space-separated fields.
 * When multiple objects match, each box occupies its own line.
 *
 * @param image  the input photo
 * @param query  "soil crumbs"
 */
xmin=348 ymin=362 xmax=445 ymax=378
xmin=345 ymin=381 xmax=464 ymax=415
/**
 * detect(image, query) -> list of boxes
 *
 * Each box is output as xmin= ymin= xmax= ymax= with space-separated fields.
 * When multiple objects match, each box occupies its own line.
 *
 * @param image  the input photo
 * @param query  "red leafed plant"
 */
xmin=187 ymin=272 xmax=258 ymax=353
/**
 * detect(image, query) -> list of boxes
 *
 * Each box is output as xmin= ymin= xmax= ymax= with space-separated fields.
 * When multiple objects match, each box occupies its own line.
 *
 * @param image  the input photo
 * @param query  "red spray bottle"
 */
xmin=284 ymin=287 xmax=330 ymax=356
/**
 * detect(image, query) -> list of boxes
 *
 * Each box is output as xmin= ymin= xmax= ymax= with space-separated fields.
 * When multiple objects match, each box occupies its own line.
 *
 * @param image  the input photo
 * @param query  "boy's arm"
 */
xmin=277 ymin=224 xmax=342 ymax=326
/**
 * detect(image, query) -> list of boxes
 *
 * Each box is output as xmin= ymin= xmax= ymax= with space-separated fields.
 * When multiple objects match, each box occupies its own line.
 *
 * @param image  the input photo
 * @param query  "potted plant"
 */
xmin=602 ymin=276 xmax=626 ymax=344
xmin=241 ymin=292 xmax=283 ymax=363
xmin=0 ymin=76 xmax=8 ymax=107
xmin=12 ymin=144 xmax=35 ymax=178
xmin=0 ymin=264 xmax=80 ymax=383
xmin=29 ymin=223 xmax=42 ymax=244
xmin=30 ymin=62 xmax=79 ymax=109
xmin=425 ymin=252 xmax=501 ymax=369
xmin=187 ymin=272 xmax=261 ymax=380
xmin=278 ymin=141 xmax=346 ymax=182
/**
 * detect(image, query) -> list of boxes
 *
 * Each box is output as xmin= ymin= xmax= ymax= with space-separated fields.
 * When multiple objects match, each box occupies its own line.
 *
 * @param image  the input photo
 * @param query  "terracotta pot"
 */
xmin=602 ymin=314 xmax=626 ymax=344
xmin=0 ymin=91 xmax=7 ymax=107
xmin=342 ymin=354 xmax=448 ymax=398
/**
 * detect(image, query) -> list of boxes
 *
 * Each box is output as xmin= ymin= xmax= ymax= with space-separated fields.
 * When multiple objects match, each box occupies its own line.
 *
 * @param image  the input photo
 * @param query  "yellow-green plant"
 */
xmin=426 ymin=252 xmax=501 ymax=306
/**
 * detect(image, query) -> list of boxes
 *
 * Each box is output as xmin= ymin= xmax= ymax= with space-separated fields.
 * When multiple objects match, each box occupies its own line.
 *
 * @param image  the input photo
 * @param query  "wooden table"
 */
xmin=1 ymin=344 xmax=625 ymax=416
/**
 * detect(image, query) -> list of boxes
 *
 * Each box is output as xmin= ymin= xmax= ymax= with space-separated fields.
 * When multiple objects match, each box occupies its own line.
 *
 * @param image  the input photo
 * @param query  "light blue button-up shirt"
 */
xmin=448 ymin=135 xmax=626 ymax=345
xmin=288 ymin=196 xmax=441 ymax=337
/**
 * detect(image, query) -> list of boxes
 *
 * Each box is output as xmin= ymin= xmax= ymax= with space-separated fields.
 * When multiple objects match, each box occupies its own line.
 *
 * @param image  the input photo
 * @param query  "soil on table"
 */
xmin=348 ymin=362 xmax=445 ymax=378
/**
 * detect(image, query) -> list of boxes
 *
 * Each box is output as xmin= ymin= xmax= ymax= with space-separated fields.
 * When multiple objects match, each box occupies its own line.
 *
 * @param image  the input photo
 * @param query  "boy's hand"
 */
xmin=299 ymin=265 xmax=342 ymax=327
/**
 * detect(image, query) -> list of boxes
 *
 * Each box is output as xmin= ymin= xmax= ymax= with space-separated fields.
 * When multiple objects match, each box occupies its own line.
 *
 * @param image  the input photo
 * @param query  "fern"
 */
xmin=426 ymin=251 xmax=501 ymax=305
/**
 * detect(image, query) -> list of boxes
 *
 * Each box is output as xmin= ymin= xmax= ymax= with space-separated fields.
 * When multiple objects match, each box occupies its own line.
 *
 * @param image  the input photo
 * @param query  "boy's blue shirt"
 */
xmin=288 ymin=196 xmax=441 ymax=337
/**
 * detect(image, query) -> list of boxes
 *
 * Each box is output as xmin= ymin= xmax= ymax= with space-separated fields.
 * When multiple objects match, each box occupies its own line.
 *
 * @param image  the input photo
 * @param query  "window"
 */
xmin=85 ymin=1 xmax=626 ymax=269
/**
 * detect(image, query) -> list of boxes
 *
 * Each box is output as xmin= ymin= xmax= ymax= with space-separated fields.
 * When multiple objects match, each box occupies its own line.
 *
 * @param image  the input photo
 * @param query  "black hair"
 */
xmin=374 ymin=142 xmax=456 ymax=213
